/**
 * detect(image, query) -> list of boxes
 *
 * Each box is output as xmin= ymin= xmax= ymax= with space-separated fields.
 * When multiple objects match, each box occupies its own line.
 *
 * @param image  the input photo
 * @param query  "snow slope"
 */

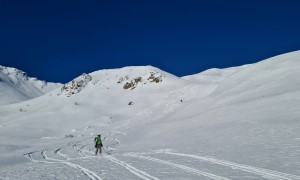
xmin=0 ymin=51 xmax=300 ymax=180
xmin=182 ymin=64 xmax=251 ymax=85
xmin=0 ymin=65 xmax=62 ymax=106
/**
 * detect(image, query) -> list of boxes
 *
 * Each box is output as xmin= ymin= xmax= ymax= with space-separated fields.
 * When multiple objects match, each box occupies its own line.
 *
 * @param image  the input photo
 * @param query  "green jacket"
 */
xmin=94 ymin=137 xmax=102 ymax=145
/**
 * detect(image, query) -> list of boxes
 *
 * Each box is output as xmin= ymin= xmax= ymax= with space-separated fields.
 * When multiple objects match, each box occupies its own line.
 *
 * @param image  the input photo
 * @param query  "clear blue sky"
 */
xmin=0 ymin=0 xmax=299 ymax=83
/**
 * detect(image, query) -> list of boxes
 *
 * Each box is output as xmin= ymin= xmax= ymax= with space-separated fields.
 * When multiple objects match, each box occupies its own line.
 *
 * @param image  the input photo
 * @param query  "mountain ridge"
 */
xmin=0 ymin=65 xmax=62 ymax=106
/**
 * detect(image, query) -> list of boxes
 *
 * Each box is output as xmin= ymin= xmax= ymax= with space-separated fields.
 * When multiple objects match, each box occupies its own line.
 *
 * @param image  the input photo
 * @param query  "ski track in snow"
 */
xmin=22 ymin=130 xmax=300 ymax=180
xmin=91 ymin=132 xmax=161 ymax=180
xmin=164 ymin=151 xmax=300 ymax=180
xmin=126 ymin=154 xmax=230 ymax=180
xmin=162 ymin=151 xmax=300 ymax=180
xmin=74 ymin=137 xmax=160 ymax=180
xmin=79 ymin=139 xmax=160 ymax=180
xmin=24 ymin=149 xmax=103 ymax=180
xmin=73 ymin=142 xmax=87 ymax=157
xmin=54 ymin=147 xmax=70 ymax=160
xmin=78 ymin=132 xmax=161 ymax=180
xmin=22 ymin=132 xmax=162 ymax=180
xmin=105 ymin=155 xmax=160 ymax=180
xmin=14 ymin=128 xmax=299 ymax=180
xmin=102 ymin=131 xmax=124 ymax=154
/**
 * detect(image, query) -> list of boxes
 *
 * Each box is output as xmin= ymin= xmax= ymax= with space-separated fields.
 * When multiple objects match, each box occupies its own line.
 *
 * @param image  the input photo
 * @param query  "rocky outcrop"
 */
xmin=122 ymin=71 xmax=164 ymax=90
xmin=123 ymin=77 xmax=142 ymax=90
xmin=147 ymin=72 xmax=163 ymax=83
xmin=58 ymin=73 xmax=92 ymax=97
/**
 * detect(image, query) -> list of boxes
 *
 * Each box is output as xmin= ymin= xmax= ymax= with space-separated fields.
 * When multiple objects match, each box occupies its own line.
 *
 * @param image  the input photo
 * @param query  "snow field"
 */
xmin=1 ymin=51 xmax=300 ymax=179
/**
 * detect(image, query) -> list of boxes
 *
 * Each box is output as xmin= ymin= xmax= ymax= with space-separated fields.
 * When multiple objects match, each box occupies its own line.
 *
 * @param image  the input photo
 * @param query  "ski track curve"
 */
xmin=55 ymin=147 xmax=70 ymax=160
xmin=102 ymin=130 xmax=162 ymax=180
xmin=21 ymin=132 xmax=124 ymax=180
xmin=105 ymin=155 xmax=160 ymax=180
xmin=24 ymin=150 xmax=102 ymax=180
xmin=73 ymin=142 xmax=87 ymax=157
xmin=43 ymin=150 xmax=102 ymax=180
xmin=55 ymin=143 xmax=93 ymax=161
xmin=126 ymin=154 xmax=230 ymax=180
xmin=101 ymin=131 xmax=125 ymax=154
xmin=79 ymin=148 xmax=159 ymax=180
xmin=164 ymin=151 xmax=300 ymax=180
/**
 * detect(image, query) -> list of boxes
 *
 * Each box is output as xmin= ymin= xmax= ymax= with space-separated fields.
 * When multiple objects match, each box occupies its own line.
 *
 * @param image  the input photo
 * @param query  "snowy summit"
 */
xmin=0 ymin=65 xmax=62 ymax=106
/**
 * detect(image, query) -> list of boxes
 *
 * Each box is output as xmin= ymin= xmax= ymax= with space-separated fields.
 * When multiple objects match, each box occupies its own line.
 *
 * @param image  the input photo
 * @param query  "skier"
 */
xmin=94 ymin=134 xmax=103 ymax=155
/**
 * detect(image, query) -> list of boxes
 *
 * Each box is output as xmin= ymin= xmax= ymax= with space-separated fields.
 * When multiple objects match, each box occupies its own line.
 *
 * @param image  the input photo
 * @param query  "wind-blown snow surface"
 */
xmin=0 ymin=51 xmax=300 ymax=180
xmin=0 ymin=65 xmax=62 ymax=106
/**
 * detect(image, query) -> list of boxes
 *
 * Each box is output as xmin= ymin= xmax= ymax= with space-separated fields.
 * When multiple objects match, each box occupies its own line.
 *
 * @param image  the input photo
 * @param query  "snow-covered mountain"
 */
xmin=0 ymin=51 xmax=300 ymax=179
xmin=182 ymin=64 xmax=251 ymax=84
xmin=0 ymin=65 xmax=62 ymax=106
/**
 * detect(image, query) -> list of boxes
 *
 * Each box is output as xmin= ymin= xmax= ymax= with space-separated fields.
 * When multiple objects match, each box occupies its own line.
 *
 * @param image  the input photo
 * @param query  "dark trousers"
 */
xmin=95 ymin=144 xmax=102 ymax=155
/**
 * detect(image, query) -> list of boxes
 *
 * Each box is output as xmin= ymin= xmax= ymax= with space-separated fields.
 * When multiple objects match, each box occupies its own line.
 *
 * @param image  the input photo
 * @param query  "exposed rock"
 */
xmin=123 ymin=81 xmax=134 ymax=89
xmin=117 ymin=77 xmax=124 ymax=83
xmin=128 ymin=101 xmax=134 ymax=105
xmin=58 ymin=73 xmax=92 ymax=97
xmin=123 ymin=77 xmax=142 ymax=90
xmin=134 ymin=77 xmax=142 ymax=83
xmin=148 ymin=72 xmax=163 ymax=83
xmin=64 ymin=134 xmax=74 ymax=138
xmin=121 ymin=72 xmax=164 ymax=90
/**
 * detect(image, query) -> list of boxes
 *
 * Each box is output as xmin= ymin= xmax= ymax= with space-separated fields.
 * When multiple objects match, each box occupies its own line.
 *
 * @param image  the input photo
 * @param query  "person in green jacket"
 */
xmin=94 ymin=134 xmax=103 ymax=155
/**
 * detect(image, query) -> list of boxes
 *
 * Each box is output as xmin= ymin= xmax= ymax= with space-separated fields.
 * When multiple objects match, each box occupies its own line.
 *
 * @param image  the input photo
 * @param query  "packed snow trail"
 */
xmin=19 ymin=133 xmax=300 ymax=180
xmin=20 ymin=130 xmax=300 ymax=180
xmin=105 ymin=155 xmax=160 ymax=180
xmin=90 ymin=132 xmax=161 ymax=180
xmin=24 ymin=150 xmax=103 ymax=180
xmin=126 ymin=154 xmax=231 ymax=180
xmin=23 ymin=133 xmax=161 ymax=180
xmin=163 ymin=151 xmax=300 ymax=180
xmin=54 ymin=147 xmax=70 ymax=160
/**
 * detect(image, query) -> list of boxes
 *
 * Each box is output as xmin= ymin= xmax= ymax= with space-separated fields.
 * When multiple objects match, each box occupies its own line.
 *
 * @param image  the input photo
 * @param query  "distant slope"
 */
xmin=182 ymin=64 xmax=251 ymax=84
xmin=0 ymin=65 xmax=62 ymax=106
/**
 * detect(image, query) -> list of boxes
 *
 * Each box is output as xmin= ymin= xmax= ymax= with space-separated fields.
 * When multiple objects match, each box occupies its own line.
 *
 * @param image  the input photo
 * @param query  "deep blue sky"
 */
xmin=0 ymin=0 xmax=300 ymax=83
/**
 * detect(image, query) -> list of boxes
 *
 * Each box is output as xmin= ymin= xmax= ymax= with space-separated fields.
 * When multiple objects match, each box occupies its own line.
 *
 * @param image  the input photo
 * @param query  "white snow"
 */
xmin=0 ymin=51 xmax=300 ymax=179
xmin=0 ymin=65 xmax=62 ymax=106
